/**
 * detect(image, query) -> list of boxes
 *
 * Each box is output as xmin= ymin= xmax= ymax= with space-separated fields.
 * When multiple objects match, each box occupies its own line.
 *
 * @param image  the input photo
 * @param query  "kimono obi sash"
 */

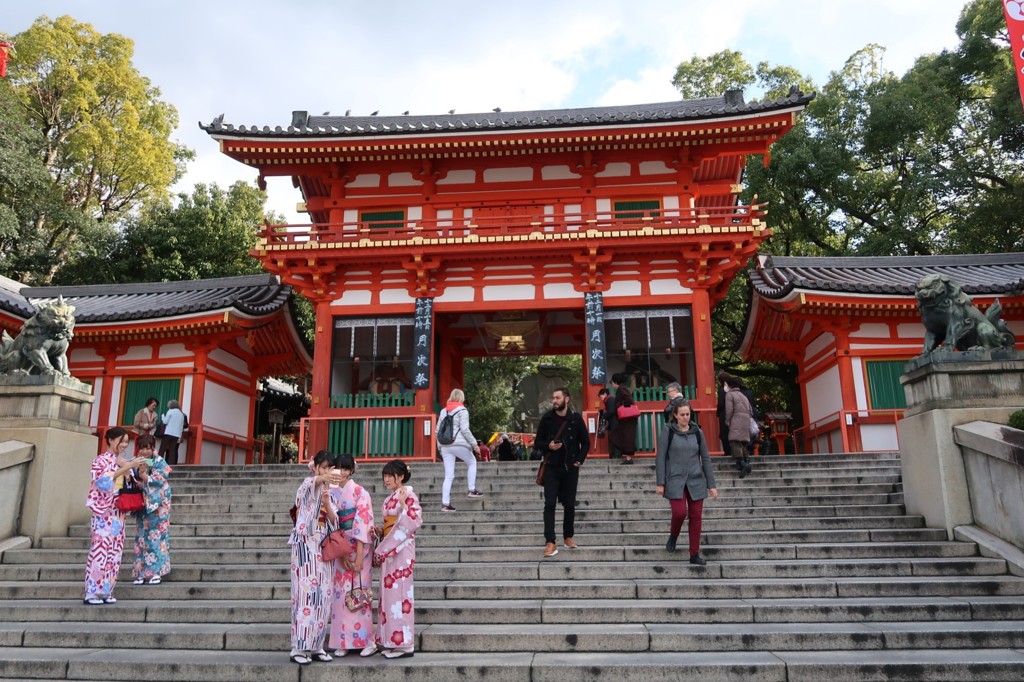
xmin=383 ymin=515 xmax=398 ymax=537
xmin=337 ymin=506 xmax=356 ymax=531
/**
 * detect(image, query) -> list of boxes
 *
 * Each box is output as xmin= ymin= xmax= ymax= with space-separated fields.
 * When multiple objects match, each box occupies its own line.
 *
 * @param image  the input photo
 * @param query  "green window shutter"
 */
xmin=120 ymin=378 xmax=182 ymax=425
xmin=361 ymin=210 xmax=405 ymax=230
xmin=613 ymin=200 xmax=660 ymax=220
xmin=865 ymin=360 xmax=907 ymax=410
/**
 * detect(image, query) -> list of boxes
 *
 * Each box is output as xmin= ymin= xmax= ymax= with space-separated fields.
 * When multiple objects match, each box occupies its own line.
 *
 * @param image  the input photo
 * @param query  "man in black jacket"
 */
xmin=535 ymin=386 xmax=590 ymax=558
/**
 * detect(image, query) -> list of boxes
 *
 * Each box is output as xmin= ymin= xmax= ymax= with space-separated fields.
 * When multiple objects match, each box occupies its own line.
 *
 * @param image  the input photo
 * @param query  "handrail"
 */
xmin=793 ymin=409 xmax=904 ymax=454
xmin=258 ymin=204 xmax=768 ymax=247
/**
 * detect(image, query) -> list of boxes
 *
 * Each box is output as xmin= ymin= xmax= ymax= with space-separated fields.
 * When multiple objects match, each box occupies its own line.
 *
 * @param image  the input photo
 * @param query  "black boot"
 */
xmin=739 ymin=457 xmax=752 ymax=479
xmin=666 ymin=536 xmax=677 ymax=552
xmin=689 ymin=553 xmax=707 ymax=566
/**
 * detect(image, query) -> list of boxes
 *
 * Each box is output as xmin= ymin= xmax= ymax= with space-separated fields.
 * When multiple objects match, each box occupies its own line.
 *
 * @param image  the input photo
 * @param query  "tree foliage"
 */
xmin=1 ymin=15 xmax=191 ymax=283
xmin=671 ymin=0 xmax=1024 ymax=413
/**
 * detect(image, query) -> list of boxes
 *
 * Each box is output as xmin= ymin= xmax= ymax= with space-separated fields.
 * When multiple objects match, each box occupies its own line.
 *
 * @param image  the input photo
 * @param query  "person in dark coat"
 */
xmin=663 ymin=382 xmax=687 ymax=423
xmin=496 ymin=434 xmax=516 ymax=461
xmin=535 ymin=386 xmax=590 ymax=558
xmin=655 ymin=400 xmax=717 ymax=565
xmin=610 ymin=372 xmax=637 ymax=465
xmin=600 ymin=387 xmax=619 ymax=457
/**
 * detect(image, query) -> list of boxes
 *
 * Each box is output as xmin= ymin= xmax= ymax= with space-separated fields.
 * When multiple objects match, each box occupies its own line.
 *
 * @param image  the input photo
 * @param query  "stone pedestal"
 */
xmin=898 ymin=350 xmax=1024 ymax=539
xmin=0 ymin=376 xmax=97 ymax=545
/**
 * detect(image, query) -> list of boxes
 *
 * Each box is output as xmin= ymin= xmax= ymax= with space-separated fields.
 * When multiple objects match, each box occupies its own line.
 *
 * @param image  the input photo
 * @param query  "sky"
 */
xmin=3 ymin=0 xmax=972 ymax=224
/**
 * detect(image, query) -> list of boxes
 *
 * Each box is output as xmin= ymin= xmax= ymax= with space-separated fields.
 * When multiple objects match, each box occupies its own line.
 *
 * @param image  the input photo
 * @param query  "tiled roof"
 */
xmin=0 ymin=275 xmax=33 ymax=319
xmin=200 ymin=90 xmax=815 ymax=138
xmin=19 ymin=274 xmax=292 ymax=323
xmin=750 ymin=253 xmax=1024 ymax=299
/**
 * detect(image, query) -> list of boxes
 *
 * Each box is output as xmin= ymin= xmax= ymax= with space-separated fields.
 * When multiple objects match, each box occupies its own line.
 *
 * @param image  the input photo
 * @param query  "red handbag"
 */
xmin=617 ymin=403 xmax=641 ymax=420
xmin=116 ymin=485 xmax=145 ymax=513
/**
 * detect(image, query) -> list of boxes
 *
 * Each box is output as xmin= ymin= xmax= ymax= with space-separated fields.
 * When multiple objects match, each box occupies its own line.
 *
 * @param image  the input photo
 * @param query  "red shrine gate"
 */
xmin=203 ymin=90 xmax=811 ymax=459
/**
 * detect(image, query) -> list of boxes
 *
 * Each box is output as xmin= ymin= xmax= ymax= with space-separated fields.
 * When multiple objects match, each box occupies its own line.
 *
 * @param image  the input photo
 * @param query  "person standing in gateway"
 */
xmin=159 ymin=400 xmax=187 ymax=466
xmin=534 ymin=387 xmax=590 ymax=558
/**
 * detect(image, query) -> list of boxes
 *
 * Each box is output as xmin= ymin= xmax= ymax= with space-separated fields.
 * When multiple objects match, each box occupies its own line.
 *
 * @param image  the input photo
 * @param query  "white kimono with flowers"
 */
xmin=373 ymin=486 xmax=422 ymax=649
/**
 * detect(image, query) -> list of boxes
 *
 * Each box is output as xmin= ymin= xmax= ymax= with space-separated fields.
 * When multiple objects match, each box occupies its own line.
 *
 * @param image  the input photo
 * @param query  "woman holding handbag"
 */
xmin=611 ymin=372 xmax=639 ymax=464
xmin=655 ymin=400 xmax=718 ymax=565
xmin=83 ymin=427 xmax=146 ymax=605
xmin=130 ymin=435 xmax=173 ymax=586
xmin=289 ymin=450 xmax=341 ymax=665
xmin=327 ymin=453 xmax=375 ymax=658
xmin=362 ymin=459 xmax=422 ymax=659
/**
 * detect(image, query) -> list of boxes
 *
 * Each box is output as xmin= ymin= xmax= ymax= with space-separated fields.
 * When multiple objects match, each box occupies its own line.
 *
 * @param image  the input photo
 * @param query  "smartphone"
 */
xmin=330 ymin=468 xmax=341 ymax=488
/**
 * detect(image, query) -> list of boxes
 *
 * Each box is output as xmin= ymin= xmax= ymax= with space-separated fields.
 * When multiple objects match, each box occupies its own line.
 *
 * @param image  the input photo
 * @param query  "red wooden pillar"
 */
xmin=187 ymin=344 xmax=211 ymax=465
xmin=97 ymin=345 xmax=122 ymax=434
xmin=833 ymin=330 xmax=862 ymax=453
xmin=308 ymin=299 xmax=334 ymax=455
xmin=690 ymin=288 xmax=716 ymax=410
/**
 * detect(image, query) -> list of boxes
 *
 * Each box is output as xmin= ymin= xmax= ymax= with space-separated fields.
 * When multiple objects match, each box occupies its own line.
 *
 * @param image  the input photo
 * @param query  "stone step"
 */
xmin=3 ymin=596 xmax=1022 ymax=626
xmin=1 ymin=541 xmax=980 ymax=566
xmin=7 ymin=574 xmax=1024 ymax=603
xmin=4 ymin=619 xmax=1024 ymax=655
xmin=1 ymin=556 xmax=1009 ymax=584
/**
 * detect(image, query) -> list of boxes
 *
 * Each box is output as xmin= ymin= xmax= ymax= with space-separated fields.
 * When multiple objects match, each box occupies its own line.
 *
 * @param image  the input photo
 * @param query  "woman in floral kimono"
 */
xmin=328 ymin=453 xmax=375 ymax=657
xmin=130 ymin=435 xmax=172 ymax=585
xmin=83 ymin=427 xmax=145 ymax=605
xmin=289 ymin=450 xmax=341 ymax=665
xmin=362 ymin=459 xmax=422 ymax=659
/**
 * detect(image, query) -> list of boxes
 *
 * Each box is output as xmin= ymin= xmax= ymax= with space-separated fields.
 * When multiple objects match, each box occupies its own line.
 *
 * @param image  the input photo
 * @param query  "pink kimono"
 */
xmin=373 ymin=486 xmax=423 ymax=650
xmin=83 ymin=451 xmax=127 ymax=600
xmin=328 ymin=479 xmax=375 ymax=652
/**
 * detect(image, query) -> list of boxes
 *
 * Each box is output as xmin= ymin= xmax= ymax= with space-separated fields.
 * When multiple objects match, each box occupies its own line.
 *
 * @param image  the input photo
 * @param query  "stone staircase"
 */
xmin=2 ymin=452 xmax=1024 ymax=681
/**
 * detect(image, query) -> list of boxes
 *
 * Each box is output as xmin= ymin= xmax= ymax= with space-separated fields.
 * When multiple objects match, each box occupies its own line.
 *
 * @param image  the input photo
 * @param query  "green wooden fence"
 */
xmin=329 ymin=393 xmax=415 ymax=408
xmin=327 ymin=417 xmax=415 ymax=458
xmin=631 ymin=384 xmax=697 ymax=402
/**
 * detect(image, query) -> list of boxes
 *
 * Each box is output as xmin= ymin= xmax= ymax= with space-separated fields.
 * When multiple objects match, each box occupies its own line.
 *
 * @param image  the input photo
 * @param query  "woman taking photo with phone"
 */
xmin=289 ymin=450 xmax=341 ymax=665
xmin=83 ymin=427 xmax=145 ymax=605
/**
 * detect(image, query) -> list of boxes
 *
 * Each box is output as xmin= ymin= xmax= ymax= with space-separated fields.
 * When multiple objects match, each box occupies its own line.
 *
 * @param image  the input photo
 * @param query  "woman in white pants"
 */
xmin=438 ymin=388 xmax=482 ymax=511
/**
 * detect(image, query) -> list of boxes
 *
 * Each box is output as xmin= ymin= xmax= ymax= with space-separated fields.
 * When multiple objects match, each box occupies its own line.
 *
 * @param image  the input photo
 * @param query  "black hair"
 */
xmin=598 ymin=387 xmax=610 ymax=397
xmin=312 ymin=449 xmax=334 ymax=467
xmin=553 ymin=386 xmax=570 ymax=398
xmin=382 ymin=458 xmax=412 ymax=483
xmin=104 ymin=426 xmax=128 ymax=445
xmin=145 ymin=397 xmax=159 ymax=407
xmin=136 ymin=434 xmax=156 ymax=450
xmin=611 ymin=372 xmax=628 ymax=385
xmin=335 ymin=453 xmax=356 ymax=473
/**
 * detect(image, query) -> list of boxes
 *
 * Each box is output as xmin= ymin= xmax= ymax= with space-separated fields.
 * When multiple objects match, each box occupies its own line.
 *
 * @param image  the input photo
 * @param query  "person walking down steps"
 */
xmin=655 ymin=400 xmax=718 ymax=565
xmin=535 ymin=386 xmax=590 ymax=558
xmin=436 ymin=388 xmax=484 ymax=511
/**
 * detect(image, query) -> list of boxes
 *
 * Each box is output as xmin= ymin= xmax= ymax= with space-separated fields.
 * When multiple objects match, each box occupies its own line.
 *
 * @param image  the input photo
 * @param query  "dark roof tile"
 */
xmin=751 ymin=253 xmax=1024 ymax=299
xmin=201 ymin=91 xmax=815 ymax=139
xmin=21 ymin=274 xmax=292 ymax=323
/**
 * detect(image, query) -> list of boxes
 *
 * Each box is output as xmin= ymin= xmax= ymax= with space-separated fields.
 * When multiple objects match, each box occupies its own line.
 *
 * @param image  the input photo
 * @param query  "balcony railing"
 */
xmin=258 ymin=204 xmax=767 ymax=248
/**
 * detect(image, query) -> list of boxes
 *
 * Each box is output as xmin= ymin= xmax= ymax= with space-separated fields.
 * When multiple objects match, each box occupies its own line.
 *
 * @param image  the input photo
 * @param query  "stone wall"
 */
xmin=954 ymin=421 xmax=1024 ymax=550
xmin=0 ymin=441 xmax=34 ymax=541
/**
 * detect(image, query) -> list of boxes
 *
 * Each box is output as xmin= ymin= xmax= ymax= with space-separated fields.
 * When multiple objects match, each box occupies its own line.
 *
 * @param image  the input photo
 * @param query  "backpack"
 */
xmin=437 ymin=408 xmax=460 ymax=446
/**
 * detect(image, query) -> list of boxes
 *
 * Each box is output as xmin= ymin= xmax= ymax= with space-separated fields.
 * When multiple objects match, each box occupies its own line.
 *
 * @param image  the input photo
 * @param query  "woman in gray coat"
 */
xmin=655 ymin=400 xmax=718 ymax=565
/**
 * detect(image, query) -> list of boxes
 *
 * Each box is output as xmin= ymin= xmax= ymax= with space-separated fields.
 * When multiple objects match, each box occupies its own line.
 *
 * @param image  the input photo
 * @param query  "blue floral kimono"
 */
xmin=131 ymin=455 xmax=172 ymax=581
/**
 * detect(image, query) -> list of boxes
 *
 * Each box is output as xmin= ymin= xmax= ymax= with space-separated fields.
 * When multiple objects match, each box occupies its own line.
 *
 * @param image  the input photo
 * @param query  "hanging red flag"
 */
xmin=0 ymin=42 xmax=12 ymax=78
xmin=1004 ymin=1 xmax=1024 ymax=109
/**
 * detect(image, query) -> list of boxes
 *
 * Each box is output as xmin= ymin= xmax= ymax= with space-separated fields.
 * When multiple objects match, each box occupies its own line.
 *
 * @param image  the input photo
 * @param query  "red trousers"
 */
xmin=669 ymin=489 xmax=704 ymax=555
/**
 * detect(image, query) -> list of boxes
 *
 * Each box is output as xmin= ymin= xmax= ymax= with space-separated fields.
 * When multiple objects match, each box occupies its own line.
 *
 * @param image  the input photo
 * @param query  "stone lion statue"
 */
xmin=916 ymin=274 xmax=1015 ymax=354
xmin=0 ymin=297 xmax=76 ymax=376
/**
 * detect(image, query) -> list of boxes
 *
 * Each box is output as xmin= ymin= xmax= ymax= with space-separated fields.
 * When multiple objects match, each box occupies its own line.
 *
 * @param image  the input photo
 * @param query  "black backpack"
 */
xmin=437 ymin=408 xmax=460 ymax=445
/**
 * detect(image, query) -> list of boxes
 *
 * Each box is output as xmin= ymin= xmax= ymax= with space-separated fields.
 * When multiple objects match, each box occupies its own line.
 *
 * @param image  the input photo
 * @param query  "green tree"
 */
xmin=0 ymin=79 xmax=96 ymax=282
xmin=3 ymin=15 xmax=191 ymax=283
xmin=56 ymin=182 xmax=271 ymax=284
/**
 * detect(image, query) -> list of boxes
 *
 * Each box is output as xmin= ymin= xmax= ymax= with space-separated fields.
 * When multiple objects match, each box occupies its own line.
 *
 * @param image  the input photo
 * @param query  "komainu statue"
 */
xmin=0 ymin=297 xmax=76 ymax=376
xmin=916 ymin=274 xmax=1016 ymax=354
